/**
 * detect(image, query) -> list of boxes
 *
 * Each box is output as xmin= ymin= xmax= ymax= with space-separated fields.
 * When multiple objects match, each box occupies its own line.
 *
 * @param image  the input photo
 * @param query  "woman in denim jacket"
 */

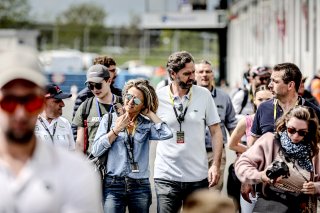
xmin=92 ymin=79 xmax=173 ymax=213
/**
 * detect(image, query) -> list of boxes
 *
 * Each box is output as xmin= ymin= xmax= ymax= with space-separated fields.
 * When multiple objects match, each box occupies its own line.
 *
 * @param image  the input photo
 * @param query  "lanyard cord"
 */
xmin=273 ymin=98 xmax=300 ymax=131
xmin=38 ymin=116 xmax=57 ymax=144
xmin=173 ymin=106 xmax=188 ymax=131
xmin=124 ymin=130 xmax=135 ymax=164
xmin=169 ymin=87 xmax=192 ymax=131
xmin=95 ymin=94 xmax=114 ymax=119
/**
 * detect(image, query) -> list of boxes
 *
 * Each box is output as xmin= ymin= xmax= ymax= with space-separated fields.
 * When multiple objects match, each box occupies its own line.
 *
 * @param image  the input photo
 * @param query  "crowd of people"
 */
xmin=1 ymin=46 xmax=320 ymax=213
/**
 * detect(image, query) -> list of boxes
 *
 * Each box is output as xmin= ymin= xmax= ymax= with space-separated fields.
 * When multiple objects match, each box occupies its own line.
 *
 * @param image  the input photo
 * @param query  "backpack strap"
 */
xmin=107 ymin=112 xmax=112 ymax=133
xmin=239 ymin=89 xmax=249 ymax=114
xmin=82 ymin=97 xmax=94 ymax=153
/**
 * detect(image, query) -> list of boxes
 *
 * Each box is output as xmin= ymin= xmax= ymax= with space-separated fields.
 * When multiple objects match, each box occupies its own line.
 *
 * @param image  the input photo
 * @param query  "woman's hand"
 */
xmin=301 ymin=181 xmax=317 ymax=195
xmin=113 ymin=112 xmax=131 ymax=133
xmin=260 ymin=170 xmax=272 ymax=184
xmin=142 ymin=109 xmax=162 ymax=123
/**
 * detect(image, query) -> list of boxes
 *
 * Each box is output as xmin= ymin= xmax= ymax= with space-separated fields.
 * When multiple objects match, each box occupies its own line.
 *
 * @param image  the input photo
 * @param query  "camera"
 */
xmin=266 ymin=160 xmax=290 ymax=181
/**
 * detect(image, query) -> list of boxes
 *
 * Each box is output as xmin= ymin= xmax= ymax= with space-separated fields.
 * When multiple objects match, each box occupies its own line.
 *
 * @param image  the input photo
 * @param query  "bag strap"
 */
xmin=82 ymin=97 xmax=94 ymax=153
xmin=239 ymin=89 xmax=248 ymax=114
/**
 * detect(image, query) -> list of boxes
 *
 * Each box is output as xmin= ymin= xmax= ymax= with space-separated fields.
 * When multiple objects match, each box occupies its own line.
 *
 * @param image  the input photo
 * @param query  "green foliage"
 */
xmin=58 ymin=3 xmax=107 ymax=27
xmin=0 ymin=0 xmax=31 ymax=27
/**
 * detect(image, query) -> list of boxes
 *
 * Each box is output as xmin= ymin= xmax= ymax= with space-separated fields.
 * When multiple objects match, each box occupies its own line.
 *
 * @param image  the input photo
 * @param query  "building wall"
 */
xmin=227 ymin=0 xmax=318 ymax=88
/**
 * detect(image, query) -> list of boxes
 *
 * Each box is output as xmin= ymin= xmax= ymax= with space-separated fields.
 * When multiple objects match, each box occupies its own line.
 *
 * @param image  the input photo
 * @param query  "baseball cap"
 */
xmin=45 ymin=84 xmax=72 ymax=99
xmin=0 ymin=46 xmax=47 ymax=88
xmin=85 ymin=64 xmax=110 ymax=83
xmin=251 ymin=66 xmax=270 ymax=77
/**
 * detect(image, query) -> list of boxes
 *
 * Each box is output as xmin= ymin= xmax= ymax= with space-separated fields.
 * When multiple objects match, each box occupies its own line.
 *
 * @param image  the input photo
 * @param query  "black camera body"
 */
xmin=266 ymin=160 xmax=290 ymax=180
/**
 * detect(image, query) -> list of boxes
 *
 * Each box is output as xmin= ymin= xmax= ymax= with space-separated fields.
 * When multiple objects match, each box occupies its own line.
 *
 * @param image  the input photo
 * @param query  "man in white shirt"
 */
xmin=35 ymin=84 xmax=75 ymax=151
xmin=154 ymin=51 xmax=224 ymax=213
xmin=0 ymin=47 xmax=102 ymax=213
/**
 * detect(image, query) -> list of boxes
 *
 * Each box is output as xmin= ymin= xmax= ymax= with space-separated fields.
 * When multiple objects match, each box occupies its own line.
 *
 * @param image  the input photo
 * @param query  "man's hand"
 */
xmin=241 ymin=183 xmax=256 ymax=203
xmin=208 ymin=165 xmax=220 ymax=187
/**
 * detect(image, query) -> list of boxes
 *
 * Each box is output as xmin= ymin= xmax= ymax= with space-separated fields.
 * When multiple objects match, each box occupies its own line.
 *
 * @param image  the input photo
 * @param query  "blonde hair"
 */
xmin=122 ymin=79 xmax=158 ymax=113
xmin=183 ymin=190 xmax=236 ymax=213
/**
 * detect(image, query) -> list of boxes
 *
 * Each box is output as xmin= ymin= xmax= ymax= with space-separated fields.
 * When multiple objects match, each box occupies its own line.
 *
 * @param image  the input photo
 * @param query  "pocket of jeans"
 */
xmin=104 ymin=178 xmax=115 ymax=187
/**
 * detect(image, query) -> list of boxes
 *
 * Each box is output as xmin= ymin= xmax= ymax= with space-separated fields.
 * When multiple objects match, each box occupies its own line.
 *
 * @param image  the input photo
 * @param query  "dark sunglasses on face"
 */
xmin=125 ymin=94 xmax=142 ymax=105
xmin=259 ymin=77 xmax=269 ymax=82
xmin=108 ymin=68 xmax=116 ymax=73
xmin=287 ymin=127 xmax=308 ymax=137
xmin=87 ymin=82 xmax=103 ymax=90
xmin=0 ymin=94 xmax=44 ymax=114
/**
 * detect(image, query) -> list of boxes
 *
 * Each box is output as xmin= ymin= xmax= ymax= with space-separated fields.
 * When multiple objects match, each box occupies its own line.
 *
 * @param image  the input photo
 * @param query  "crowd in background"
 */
xmin=1 ymin=46 xmax=320 ymax=213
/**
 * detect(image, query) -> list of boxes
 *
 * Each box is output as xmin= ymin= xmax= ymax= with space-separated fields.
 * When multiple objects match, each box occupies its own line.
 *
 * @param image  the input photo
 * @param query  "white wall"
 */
xmin=227 ymin=0 xmax=318 ymax=88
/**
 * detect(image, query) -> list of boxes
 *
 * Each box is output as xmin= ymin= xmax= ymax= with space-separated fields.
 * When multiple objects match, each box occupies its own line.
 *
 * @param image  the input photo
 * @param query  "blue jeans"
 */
xmin=154 ymin=178 xmax=208 ymax=213
xmin=103 ymin=176 xmax=152 ymax=213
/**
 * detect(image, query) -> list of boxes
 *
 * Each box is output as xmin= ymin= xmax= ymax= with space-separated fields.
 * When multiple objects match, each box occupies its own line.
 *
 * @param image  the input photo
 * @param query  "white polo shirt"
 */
xmin=154 ymin=85 xmax=221 ymax=182
xmin=35 ymin=116 xmax=75 ymax=151
xmin=0 ymin=141 xmax=102 ymax=213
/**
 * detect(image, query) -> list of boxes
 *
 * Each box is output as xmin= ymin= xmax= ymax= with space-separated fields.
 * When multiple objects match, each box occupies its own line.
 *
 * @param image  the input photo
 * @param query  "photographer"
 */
xmin=91 ymin=79 xmax=173 ymax=213
xmin=235 ymin=106 xmax=320 ymax=213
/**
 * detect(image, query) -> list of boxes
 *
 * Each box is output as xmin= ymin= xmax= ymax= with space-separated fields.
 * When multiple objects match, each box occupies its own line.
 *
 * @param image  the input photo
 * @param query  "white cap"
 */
xmin=0 ymin=46 xmax=47 ymax=88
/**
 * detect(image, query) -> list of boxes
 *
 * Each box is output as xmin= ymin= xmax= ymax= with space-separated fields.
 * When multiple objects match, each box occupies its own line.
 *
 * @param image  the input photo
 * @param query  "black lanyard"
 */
xmin=124 ymin=130 xmax=135 ymax=164
xmin=173 ymin=106 xmax=189 ymax=131
xmin=38 ymin=116 xmax=57 ymax=144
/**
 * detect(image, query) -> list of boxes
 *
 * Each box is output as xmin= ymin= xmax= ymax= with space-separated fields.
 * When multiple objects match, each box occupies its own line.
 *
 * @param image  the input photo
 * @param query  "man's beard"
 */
xmin=6 ymin=130 xmax=34 ymax=144
xmin=177 ymin=78 xmax=194 ymax=90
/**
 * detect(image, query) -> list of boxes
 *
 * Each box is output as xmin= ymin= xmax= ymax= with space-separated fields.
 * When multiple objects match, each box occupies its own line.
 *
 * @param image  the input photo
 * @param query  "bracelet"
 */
xmin=111 ymin=128 xmax=118 ymax=136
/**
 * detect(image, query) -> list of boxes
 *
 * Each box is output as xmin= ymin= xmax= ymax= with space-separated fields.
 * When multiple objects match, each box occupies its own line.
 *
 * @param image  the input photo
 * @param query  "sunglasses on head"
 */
xmin=87 ymin=82 xmax=103 ymax=90
xmin=287 ymin=127 xmax=308 ymax=137
xmin=125 ymin=94 xmax=142 ymax=105
xmin=0 ymin=94 xmax=44 ymax=114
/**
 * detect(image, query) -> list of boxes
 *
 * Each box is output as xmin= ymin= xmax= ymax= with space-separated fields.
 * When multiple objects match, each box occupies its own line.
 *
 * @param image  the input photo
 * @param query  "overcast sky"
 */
xmin=28 ymin=0 xmax=219 ymax=27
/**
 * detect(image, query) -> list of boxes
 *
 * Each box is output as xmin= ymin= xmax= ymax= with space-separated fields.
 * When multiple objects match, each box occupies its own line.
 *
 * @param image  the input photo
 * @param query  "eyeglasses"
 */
xmin=87 ymin=82 xmax=103 ymax=90
xmin=125 ymin=94 xmax=142 ymax=105
xmin=0 ymin=94 xmax=44 ymax=114
xmin=287 ymin=127 xmax=308 ymax=137
xmin=108 ymin=68 xmax=116 ymax=73
xmin=259 ymin=77 xmax=269 ymax=82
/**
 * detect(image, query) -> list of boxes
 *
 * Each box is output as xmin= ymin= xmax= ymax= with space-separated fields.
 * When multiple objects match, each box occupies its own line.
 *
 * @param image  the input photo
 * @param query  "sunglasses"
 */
xmin=87 ymin=82 xmax=103 ymax=90
xmin=287 ymin=127 xmax=308 ymax=137
xmin=0 ymin=94 xmax=44 ymax=114
xmin=259 ymin=77 xmax=269 ymax=82
xmin=125 ymin=94 xmax=142 ymax=105
xmin=108 ymin=68 xmax=116 ymax=73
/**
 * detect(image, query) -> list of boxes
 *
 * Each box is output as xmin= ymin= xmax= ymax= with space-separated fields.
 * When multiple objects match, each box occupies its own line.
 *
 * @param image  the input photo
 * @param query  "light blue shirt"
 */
xmin=91 ymin=113 xmax=173 ymax=179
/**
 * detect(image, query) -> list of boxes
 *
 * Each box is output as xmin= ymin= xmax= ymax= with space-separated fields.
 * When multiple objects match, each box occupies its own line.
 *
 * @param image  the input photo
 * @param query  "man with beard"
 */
xmin=0 ymin=47 xmax=101 ymax=212
xmin=195 ymin=60 xmax=237 ymax=191
xmin=154 ymin=51 xmax=224 ymax=213
xmin=35 ymin=84 xmax=75 ymax=151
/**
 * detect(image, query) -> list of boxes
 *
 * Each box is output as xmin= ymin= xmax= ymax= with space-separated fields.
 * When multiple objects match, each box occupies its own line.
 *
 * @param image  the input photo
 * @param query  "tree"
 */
xmin=59 ymin=3 xmax=107 ymax=27
xmin=0 ymin=0 xmax=31 ymax=27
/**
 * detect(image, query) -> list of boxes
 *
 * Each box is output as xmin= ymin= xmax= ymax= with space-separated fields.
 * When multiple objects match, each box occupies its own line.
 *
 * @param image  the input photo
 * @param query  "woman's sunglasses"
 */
xmin=87 ymin=82 xmax=103 ymax=90
xmin=125 ymin=94 xmax=142 ymax=105
xmin=287 ymin=127 xmax=308 ymax=137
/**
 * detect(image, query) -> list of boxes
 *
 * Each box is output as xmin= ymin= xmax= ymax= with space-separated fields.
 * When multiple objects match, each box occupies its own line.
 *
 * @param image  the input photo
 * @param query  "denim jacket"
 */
xmin=92 ymin=113 xmax=173 ymax=179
